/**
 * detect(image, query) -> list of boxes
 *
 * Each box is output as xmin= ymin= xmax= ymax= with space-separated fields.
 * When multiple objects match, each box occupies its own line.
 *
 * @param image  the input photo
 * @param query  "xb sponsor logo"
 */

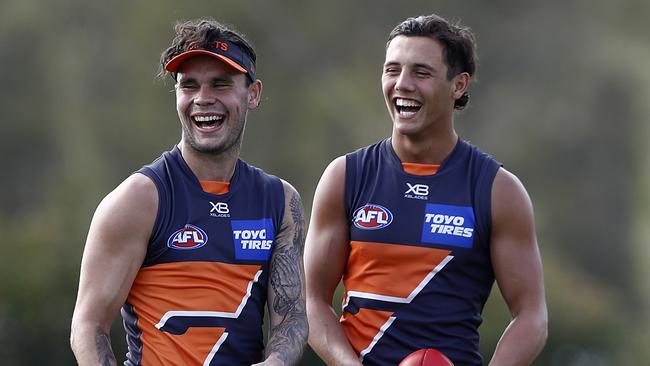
xmin=210 ymin=201 xmax=230 ymax=218
xmin=404 ymin=183 xmax=429 ymax=200
xmin=353 ymin=204 xmax=393 ymax=230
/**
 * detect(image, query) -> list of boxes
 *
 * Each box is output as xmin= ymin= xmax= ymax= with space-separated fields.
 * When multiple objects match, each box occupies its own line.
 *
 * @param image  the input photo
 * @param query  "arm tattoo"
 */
xmin=267 ymin=191 xmax=308 ymax=364
xmin=272 ymin=192 xmax=304 ymax=316
xmin=95 ymin=326 xmax=117 ymax=366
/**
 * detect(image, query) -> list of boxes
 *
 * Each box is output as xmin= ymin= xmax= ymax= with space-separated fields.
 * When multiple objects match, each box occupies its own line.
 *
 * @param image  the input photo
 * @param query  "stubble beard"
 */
xmin=181 ymin=117 xmax=246 ymax=156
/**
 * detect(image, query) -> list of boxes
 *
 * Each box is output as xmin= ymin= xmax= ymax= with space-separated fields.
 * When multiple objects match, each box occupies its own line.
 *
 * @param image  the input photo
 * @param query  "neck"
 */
xmin=391 ymin=128 xmax=458 ymax=164
xmin=178 ymin=141 xmax=240 ymax=182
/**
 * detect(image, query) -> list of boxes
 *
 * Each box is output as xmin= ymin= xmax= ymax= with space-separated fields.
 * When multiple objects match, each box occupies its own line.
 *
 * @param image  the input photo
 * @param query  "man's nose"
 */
xmin=194 ymin=86 xmax=217 ymax=105
xmin=395 ymin=70 xmax=415 ymax=92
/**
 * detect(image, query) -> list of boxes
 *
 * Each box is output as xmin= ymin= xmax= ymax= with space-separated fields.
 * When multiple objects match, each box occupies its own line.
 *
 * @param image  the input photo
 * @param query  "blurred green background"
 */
xmin=1 ymin=0 xmax=649 ymax=365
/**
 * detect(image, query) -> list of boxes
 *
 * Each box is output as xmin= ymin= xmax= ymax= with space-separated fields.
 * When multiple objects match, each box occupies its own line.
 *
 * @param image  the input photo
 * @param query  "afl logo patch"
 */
xmin=167 ymin=224 xmax=208 ymax=250
xmin=353 ymin=204 xmax=393 ymax=230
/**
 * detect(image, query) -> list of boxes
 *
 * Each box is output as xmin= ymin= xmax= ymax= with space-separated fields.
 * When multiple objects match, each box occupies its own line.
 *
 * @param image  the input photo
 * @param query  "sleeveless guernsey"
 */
xmin=342 ymin=138 xmax=501 ymax=366
xmin=121 ymin=146 xmax=285 ymax=365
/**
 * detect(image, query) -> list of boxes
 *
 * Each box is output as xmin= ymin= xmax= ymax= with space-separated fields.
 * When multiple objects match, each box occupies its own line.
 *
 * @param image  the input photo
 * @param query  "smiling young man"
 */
xmin=71 ymin=19 xmax=307 ymax=365
xmin=305 ymin=14 xmax=547 ymax=366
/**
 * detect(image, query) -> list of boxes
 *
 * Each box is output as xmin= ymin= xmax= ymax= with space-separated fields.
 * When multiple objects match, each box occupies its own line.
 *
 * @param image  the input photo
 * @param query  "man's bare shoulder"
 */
xmin=492 ymin=167 xmax=533 ymax=216
xmin=322 ymin=156 xmax=346 ymax=181
xmin=313 ymin=156 xmax=346 ymax=199
xmin=91 ymin=173 xmax=159 ymax=237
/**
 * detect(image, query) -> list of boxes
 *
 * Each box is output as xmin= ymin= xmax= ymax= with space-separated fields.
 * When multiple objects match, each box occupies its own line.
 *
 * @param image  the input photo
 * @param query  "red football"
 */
xmin=398 ymin=348 xmax=454 ymax=366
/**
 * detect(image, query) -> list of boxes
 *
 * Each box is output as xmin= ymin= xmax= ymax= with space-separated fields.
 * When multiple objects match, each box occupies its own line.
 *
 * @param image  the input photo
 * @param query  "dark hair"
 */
xmin=387 ymin=14 xmax=477 ymax=109
xmin=158 ymin=18 xmax=257 ymax=84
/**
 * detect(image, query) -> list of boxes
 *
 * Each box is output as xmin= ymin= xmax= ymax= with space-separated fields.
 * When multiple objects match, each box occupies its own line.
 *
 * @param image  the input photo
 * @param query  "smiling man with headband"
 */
xmin=71 ymin=18 xmax=308 ymax=366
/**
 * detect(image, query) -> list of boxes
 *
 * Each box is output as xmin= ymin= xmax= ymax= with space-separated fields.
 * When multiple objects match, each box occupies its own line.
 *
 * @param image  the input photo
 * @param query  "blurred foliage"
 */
xmin=0 ymin=0 xmax=649 ymax=365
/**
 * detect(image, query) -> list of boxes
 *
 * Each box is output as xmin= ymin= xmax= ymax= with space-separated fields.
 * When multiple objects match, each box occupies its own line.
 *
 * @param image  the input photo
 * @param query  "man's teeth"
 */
xmin=194 ymin=115 xmax=221 ymax=122
xmin=396 ymin=98 xmax=421 ymax=108
xmin=399 ymin=110 xmax=417 ymax=117
xmin=395 ymin=98 xmax=421 ymax=117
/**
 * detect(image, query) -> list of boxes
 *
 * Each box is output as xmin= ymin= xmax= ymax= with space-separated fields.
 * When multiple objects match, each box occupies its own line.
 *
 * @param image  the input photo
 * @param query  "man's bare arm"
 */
xmin=70 ymin=174 xmax=157 ymax=365
xmin=259 ymin=182 xmax=308 ymax=365
xmin=489 ymin=168 xmax=548 ymax=366
xmin=305 ymin=157 xmax=362 ymax=366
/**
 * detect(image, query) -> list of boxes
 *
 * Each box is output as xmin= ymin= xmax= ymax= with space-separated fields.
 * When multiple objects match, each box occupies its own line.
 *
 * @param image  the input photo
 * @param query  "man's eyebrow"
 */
xmin=412 ymin=63 xmax=436 ymax=72
xmin=177 ymin=75 xmax=197 ymax=84
xmin=383 ymin=61 xmax=437 ymax=72
xmin=210 ymin=75 xmax=234 ymax=83
xmin=176 ymin=74 xmax=235 ymax=84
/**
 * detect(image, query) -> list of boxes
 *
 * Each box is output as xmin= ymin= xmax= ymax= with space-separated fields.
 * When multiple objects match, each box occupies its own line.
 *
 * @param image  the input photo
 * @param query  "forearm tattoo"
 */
xmin=267 ymin=191 xmax=308 ymax=364
xmin=95 ymin=326 xmax=117 ymax=366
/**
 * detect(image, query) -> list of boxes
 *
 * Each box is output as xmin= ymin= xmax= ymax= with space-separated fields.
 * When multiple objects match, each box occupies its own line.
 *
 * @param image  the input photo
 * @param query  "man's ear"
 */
xmin=451 ymin=72 xmax=470 ymax=100
xmin=248 ymin=79 xmax=263 ymax=109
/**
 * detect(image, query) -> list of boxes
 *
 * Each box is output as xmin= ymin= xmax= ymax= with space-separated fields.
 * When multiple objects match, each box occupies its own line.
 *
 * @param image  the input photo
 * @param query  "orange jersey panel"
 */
xmin=344 ymin=241 xmax=451 ymax=297
xmin=401 ymin=162 xmax=439 ymax=176
xmin=199 ymin=180 xmax=230 ymax=194
xmin=341 ymin=241 xmax=452 ymax=356
xmin=341 ymin=308 xmax=394 ymax=355
xmin=127 ymin=261 xmax=262 ymax=365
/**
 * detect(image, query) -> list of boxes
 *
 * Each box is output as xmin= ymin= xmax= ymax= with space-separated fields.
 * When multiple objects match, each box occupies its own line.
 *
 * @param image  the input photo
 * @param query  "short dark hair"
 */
xmin=387 ymin=14 xmax=477 ymax=109
xmin=158 ymin=18 xmax=257 ymax=84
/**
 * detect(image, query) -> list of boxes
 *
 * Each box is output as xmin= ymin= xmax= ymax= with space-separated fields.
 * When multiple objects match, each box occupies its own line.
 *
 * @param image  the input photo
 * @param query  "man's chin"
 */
xmin=185 ymin=139 xmax=226 ymax=155
xmin=393 ymin=120 xmax=423 ymax=136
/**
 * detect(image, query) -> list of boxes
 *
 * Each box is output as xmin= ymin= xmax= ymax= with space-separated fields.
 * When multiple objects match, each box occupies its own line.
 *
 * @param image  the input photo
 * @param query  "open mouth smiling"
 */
xmin=192 ymin=114 xmax=225 ymax=129
xmin=395 ymin=98 xmax=422 ymax=117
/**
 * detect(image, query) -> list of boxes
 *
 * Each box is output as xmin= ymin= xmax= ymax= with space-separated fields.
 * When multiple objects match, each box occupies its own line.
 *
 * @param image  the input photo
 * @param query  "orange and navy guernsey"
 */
xmin=342 ymin=138 xmax=501 ymax=366
xmin=121 ymin=146 xmax=285 ymax=366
